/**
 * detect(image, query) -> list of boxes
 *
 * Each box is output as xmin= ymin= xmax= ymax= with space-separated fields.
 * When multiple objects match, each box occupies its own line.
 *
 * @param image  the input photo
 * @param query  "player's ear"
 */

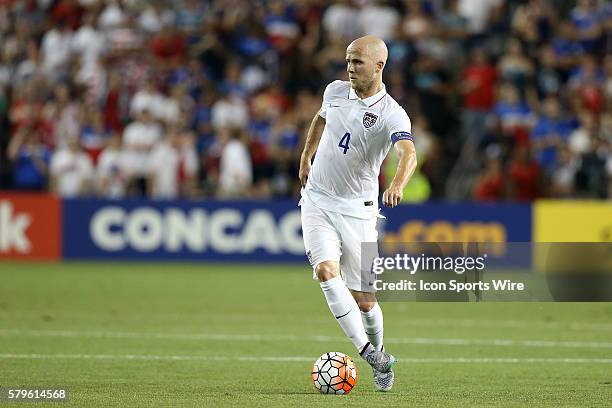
xmin=376 ymin=61 xmax=384 ymax=72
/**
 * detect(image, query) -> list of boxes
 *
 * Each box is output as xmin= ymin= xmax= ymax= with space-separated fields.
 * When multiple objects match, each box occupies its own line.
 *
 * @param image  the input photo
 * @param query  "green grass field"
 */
xmin=1 ymin=262 xmax=611 ymax=407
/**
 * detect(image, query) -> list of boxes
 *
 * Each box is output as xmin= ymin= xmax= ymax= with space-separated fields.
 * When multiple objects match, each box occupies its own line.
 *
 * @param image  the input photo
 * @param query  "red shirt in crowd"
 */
xmin=508 ymin=158 xmax=540 ymax=201
xmin=474 ymin=160 xmax=505 ymax=201
xmin=51 ymin=0 xmax=84 ymax=30
xmin=462 ymin=64 xmax=498 ymax=110
xmin=150 ymin=31 xmax=187 ymax=62
xmin=474 ymin=175 xmax=504 ymax=201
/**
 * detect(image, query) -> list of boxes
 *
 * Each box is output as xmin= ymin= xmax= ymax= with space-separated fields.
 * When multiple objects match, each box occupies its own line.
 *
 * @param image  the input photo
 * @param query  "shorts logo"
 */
xmin=306 ymin=250 xmax=313 ymax=264
xmin=363 ymin=112 xmax=378 ymax=128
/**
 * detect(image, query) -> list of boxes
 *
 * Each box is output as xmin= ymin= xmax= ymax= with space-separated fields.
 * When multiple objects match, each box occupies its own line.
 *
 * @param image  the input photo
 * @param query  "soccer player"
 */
xmin=298 ymin=35 xmax=417 ymax=392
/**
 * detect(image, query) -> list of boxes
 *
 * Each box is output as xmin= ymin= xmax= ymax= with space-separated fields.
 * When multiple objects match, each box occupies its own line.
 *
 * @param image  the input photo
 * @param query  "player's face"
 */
xmin=346 ymin=48 xmax=376 ymax=92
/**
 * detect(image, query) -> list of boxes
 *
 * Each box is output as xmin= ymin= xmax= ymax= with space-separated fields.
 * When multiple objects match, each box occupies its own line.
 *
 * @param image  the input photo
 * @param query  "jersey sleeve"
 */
xmin=318 ymin=80 xmax=342 ymax=119
xmin=385 ymin=108 xmax=413 ymax=144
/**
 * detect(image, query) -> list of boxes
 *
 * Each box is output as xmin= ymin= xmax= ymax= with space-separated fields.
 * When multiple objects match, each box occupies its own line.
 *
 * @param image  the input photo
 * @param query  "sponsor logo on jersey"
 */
xmin=363 ymin=112 xmax=378 ymax=128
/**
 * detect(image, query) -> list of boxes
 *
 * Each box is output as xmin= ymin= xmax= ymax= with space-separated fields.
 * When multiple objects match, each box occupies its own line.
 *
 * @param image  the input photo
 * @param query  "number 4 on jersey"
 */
xmin=338 ymin=132 xmax=351 ymax=154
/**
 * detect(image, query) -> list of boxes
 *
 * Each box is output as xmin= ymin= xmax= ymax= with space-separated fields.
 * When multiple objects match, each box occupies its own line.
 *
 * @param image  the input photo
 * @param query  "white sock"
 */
xmin=361 ymin=303 xmax=384 ymax=351
xmin=320 ymin=276 xmax=369 ymax=353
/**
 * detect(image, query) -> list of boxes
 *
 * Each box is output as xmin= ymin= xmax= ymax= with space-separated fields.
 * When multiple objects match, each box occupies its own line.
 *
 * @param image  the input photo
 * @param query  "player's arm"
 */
xmin=298 ymin=111 xmax=325 ymax=187
xmin=383 ymin=139 xmax=417 ymax=208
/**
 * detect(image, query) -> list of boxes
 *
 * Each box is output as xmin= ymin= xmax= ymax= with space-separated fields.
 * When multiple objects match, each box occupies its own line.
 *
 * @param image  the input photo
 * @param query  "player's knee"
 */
xmin=357 ymin=300 xmax=377 ymax=313
xmin=316 ymin=262 xmax=340 ymax=282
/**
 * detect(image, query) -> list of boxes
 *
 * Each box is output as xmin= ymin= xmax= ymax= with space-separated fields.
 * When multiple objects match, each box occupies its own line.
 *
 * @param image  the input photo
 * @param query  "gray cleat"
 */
xmin=361 ymin=343 xmax=396 ymax=373
xmin=373 ymin=368 xmax=394 ymax=392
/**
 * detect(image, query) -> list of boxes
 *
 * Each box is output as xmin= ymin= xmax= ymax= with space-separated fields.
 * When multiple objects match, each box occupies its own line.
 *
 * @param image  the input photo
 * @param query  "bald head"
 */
xmin=345 ymin=35 xmax=388 ymax=97
xmin=347 ymin=35 xmax=388 ymax=68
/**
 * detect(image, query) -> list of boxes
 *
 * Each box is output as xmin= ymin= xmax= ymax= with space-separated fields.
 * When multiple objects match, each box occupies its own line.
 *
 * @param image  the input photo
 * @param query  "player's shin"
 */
xmin=319 ymin=276 xmax=369 ymax=352
xmin=361 ymin=302 xmax=384 ymax=351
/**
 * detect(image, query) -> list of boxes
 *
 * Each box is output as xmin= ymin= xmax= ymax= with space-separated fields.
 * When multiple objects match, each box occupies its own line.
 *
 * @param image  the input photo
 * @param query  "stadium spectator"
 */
xmin=436 ymin=0 xmax=470 ymax=64
xmin=13 ymin=39 xmax=44 ymax=86
xmin=122 ymin=108 xmax=162 ymax=196
xmin=130 ymin=78 xmax=164 ymax=120
xmin=138 ymin=2 xmax=175 ymax=34
xmin=50 ymin=0 xmax=84 ymax=30
xmin=96 ymin=133 xmax=128 ymax=199
xmin=569 ymin=110 xmax=597 ymax=155
xmin=357 ymin=0 xmax=400 ymax=41
xmin=535 ymin=45 xmax=563 ymax=98
xmin=507 ymin=144 xmax=541 ymax=201
xmin=460 ymin=47 xmax=498 ymax=143
xmin=264 ymin=0 xmax=300 ymax=54
xmin=569 ymin=0 xmax=604 ymax=54
xmin=401 ymin=0 xmax=434 ymax=43
xmin=568 ymin=55 xmax=605 ymax=114
xmin=71 ymin=12 xmax=106 ymax=68
xmin=40 ymin=20 xmax=73 ymax=81
xmin=314 ymin=35 xmax=347 ymax=85
xmin=415 ymin=51 xmax=457 ymax=144
xmin=267 ymin=112 xmax=299 ymax=197
xmin=497 ymin=37 xmax=535 ymax=98
xmin=574 ymin=134 xmax=608 ymax=198
xmin=150 ymin=24 xmax=187 ymax=67
xmin=531 ymin=97 xmax=577 ymax=174
xmin=218 ymin=128 xmax=252 ymax=198
xmin=98 ymin=0 xmax=126 ymax=30
xmin=457 ymin=0 xmax=504 ymax=35
xmin=492 ymin=83 xmax=536 ymax=144
xmin=511 ymin=0 xmax=556 ymax=47
xmin=550 ymin=145 xmax=579 ymax=197
xmin=474 ymin=157 xmax=505 ymax=201
xmin=48 ymin=82 xmax=82 ymax=148
xmin=321 ymin=0 xmax=358 ymax=42
xmin=80 ymin=107 xmax=110 ymax=163
xmin=104 ymin=71 xmax=127 ymax=133
xmin=74 ymin=54 xmax=106 ymax=107
xmin=551 ymin=21 xmax=584 ymax=75
xmin=49 ymin=134 xmax=94 ymax=197
xmin=9 ymin=84 xmax=45 ymax=143
xmin=105 ymin=17 xmax=143 ymax=55
xmin=211 ymin=91 xmax=249 ymax=131
xmin=174 ymin=0 xmax=206 ymax=36
xmin=148 ymin=126 xmax=198 ymax=199
xmin=7 ymin=128 xmax=50 ymax=191
xmin=192 ymin=90 xmax=215 ymax=152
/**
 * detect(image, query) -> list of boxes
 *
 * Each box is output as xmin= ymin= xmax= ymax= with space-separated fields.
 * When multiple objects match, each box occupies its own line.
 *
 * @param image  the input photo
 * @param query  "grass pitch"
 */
xmin=0 ymin=262 xmax=611 ymax=407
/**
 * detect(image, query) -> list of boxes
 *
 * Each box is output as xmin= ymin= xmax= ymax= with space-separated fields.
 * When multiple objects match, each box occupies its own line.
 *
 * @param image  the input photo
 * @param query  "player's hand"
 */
xmin=299 ymin=162 xmax=311 ymax=187
xmin=383 ymin=185 xmax=403 ymax=208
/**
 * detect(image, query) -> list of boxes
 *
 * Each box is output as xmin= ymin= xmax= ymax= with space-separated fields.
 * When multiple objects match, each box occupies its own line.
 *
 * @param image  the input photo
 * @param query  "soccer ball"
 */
xmin=311 ymin=351 xmax=358 ymax=395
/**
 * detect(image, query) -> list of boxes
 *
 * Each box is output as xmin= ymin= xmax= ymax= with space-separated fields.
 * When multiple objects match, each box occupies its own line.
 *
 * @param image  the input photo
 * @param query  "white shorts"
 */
xmin=300 ymin=196 xmax=379 ymax=292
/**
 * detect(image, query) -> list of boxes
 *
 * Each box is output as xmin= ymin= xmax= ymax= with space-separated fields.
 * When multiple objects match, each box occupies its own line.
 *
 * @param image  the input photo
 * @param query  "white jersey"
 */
xmin=304 ymin=80 xmax=413 ymax=219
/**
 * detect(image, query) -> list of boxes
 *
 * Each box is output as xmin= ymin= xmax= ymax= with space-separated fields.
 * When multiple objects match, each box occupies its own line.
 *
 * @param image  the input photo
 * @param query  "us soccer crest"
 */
xmin=363 ymin=112 xmax=378 ymax=128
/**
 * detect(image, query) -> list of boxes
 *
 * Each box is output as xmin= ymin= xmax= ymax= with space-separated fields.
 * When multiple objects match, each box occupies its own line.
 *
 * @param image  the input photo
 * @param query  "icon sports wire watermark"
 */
xmin=360 ymin=242 xmax=612 ymax=301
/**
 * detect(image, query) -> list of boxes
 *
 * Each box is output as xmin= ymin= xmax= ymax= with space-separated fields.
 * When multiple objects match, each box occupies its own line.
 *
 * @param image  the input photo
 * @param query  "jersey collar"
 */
xmin=348 ymin=83 xmax=387 ymax=107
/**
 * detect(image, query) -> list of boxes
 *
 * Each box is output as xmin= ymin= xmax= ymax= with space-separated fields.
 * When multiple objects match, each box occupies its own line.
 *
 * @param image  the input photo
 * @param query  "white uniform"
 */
xmin=301 ymin=80 xmax=413 ymax=292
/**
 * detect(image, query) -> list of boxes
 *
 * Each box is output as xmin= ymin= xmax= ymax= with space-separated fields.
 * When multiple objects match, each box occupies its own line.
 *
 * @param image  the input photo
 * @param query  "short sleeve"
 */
xmin=386 ymin=108 xmax=413 ymax=144
xmin=318 ymin=80 xmax=342 ymax=119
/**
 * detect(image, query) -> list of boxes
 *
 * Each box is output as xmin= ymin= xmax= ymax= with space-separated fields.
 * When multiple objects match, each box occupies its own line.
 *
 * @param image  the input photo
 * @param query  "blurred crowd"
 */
xmin=0 ymin=0 xmax=610 ymax=202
